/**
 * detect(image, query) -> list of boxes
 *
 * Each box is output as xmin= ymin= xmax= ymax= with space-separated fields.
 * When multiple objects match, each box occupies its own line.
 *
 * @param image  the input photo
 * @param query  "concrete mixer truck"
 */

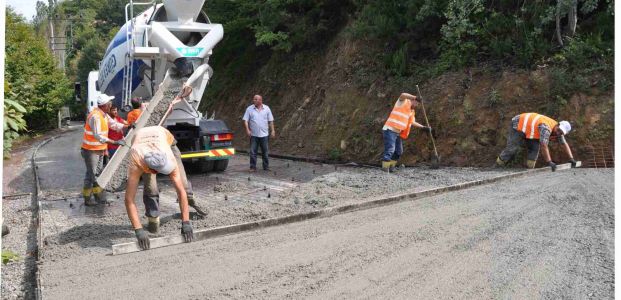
xmin=87 ymin=0 xmax=233 ymax=173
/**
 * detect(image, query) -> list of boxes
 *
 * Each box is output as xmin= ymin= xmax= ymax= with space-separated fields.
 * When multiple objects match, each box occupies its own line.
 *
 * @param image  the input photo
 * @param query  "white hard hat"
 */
xmin=559 ymin=121 xmax=571 ymax=135
xmin=96 ymin=94 xmax=115 ymax=106
xmin=143 ymin=150 xmax=175 ymax=175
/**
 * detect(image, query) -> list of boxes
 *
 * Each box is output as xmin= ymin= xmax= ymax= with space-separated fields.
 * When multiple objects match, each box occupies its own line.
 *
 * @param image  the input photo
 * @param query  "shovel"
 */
xmin=415 ymin=85 xmax=440 ymax=169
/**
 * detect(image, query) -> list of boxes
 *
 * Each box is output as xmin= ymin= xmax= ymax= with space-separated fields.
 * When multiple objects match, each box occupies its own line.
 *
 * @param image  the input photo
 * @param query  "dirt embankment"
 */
xmin=203 ymin=26 xmax=613 ymax=167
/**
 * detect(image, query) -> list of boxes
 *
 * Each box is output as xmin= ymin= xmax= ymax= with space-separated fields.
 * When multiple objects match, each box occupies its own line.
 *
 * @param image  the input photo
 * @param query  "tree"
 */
xmin=5 ymin=9 xmax=72 ymax=136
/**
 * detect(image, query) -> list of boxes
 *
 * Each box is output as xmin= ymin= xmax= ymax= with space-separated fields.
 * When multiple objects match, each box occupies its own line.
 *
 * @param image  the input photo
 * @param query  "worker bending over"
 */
xmin=125 ymin=126 xmax=207 ymax=250
xmin=496 ymin=112 xmax=577 ymax=171
xmin=81 ymin=94 xmax=129 ymax=206
xmin=382 ymin=93 xmax=432 ymax=172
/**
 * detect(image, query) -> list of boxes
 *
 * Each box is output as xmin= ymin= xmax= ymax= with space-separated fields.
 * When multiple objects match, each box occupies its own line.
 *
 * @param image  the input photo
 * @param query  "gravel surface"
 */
xmin=1 ymin=195 xmax=37 ymax=300
xmin=35 ymin=147 xmax=517 ymax=262
xmin=39 ymin=168 xmax=614 ymax=299
xmin=1 ymin=132 xmax=47 ymax=300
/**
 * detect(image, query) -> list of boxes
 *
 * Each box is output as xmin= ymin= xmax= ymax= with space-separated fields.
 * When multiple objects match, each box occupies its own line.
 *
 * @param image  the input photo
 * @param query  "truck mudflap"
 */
xmin=180 ymin=148 xmax=235 ymax=160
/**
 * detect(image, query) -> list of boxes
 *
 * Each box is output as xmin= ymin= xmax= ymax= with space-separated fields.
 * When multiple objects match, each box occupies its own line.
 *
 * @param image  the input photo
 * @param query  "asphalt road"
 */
xmin=40 ymin=168 xmax=614 ymax=299
xmin=35 ymin=123 xmax=84 ymax=191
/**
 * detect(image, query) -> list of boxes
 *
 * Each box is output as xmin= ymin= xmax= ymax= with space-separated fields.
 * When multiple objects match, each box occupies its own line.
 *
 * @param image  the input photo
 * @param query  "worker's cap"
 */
xmin=559 ymin=121 xmax=571 ymax=135
xmin=96 ymin=94 xmax=115 ymax=106
xmin=143 ymin=151 xmax=175 ymax=175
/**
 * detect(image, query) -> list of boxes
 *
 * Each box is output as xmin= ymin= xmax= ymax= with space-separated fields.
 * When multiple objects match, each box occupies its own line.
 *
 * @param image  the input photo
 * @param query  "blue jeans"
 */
xmin=250 ymin=136 xmax=269 ymax=170
xmin=382 ymin=129 xmax=403 ymax=161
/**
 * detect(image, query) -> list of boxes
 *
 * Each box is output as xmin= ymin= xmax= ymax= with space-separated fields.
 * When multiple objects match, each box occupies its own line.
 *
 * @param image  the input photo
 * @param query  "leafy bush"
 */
xmin=5 ymin=10 xmax=72 ymax=132
xmin=3 ymin=97 xmax=28 ymax=157
xmin=328 ymin=148 xmax=343 ymax=161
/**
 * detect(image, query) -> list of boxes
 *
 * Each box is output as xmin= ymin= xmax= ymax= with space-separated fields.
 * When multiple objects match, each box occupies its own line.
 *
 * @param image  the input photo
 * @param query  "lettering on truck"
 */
xmin=100 ymin=54 xmax=117 ymax=84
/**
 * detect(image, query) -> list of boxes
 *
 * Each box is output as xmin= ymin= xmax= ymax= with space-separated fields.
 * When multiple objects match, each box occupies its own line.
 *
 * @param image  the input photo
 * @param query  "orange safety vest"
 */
xmin=517 ymin=113 xmax=558 ymax=140
xmin=384 ymin=99 xmax=415 ymax=139
xmin=81 ymin=108 xmax=109 ymax=151
xmin=127 ymin=109 xmax=142 ymax=125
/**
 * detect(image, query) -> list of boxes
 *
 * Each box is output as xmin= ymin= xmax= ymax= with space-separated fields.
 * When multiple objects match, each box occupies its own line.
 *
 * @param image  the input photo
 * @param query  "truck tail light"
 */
xmin=210 ymin=133 xmax=233 ymax=141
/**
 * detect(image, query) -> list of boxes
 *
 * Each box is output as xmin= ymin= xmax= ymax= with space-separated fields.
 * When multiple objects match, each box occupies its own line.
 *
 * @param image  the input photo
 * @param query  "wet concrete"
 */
xmin=35 ymin=128 xmax=519 ymax=263
xmin=40 ymin=169 xmax=614 ymax=299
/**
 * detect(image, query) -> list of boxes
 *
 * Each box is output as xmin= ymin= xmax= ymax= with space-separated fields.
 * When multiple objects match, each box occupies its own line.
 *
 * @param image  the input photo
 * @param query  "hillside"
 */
xmin=202 ymin=23 xmax=613 ymax=167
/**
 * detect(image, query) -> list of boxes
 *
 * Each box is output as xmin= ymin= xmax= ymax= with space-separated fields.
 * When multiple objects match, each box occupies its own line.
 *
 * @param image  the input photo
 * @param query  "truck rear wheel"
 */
xmin=213 ymin=159 xmax=229 ymax=172
xmin=197 ymin=160 xmax=215 ymax=173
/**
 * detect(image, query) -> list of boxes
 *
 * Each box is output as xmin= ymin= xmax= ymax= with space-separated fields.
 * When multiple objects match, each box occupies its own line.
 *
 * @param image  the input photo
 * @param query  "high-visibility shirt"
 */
xmin=517 ymin=113 xmax=558 ymax=140
xmin=384 ymin=99 xmax=415 ymax=139
xmin=82 ymin=109 xmax=109 ymax=151
xmin=129 ymin=126 xmax=176 ymax=174
xmin=127 ymin=109 xmax=142 ymax=125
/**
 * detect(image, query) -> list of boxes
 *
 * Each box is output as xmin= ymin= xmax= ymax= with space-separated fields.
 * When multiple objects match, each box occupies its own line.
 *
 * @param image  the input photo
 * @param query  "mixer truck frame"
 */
xmin=87 ymin=0 xmax=233 ymax=172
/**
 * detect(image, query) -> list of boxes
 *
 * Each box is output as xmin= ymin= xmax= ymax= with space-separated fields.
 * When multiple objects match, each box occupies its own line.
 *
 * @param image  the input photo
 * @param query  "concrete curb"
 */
xmin=111 ymin=161 xmax=580 ymax=255
xmin=31 ymin=127 xmax=79 ymax=299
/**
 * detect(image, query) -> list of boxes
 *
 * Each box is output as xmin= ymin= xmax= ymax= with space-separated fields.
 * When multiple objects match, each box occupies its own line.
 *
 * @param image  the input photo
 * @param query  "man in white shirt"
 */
xmin=242 ymin=95 xmax=275 ymax=171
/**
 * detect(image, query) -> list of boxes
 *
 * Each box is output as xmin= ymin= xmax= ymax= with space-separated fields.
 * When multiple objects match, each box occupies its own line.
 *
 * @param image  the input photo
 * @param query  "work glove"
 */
xmin=569 ymin=158 xmax=577 ymax=168
xmin=135 ymin=228 xmax=150 ymax=250
xmin=548 ymin=161 xmax=557 ymax=172
xmin=181 ymin=221 xmax=194 ymax=243
xmin=421 ymin=126 xmax=433 ymax=134
xmin=115 ymin=139 xmax=127 ymax=147
xmin=128 ymin=123 xmax=136 ymax=130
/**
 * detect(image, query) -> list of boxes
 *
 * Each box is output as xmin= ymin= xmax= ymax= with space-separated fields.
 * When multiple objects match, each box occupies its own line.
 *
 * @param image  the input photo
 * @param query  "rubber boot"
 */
xmin=188 ymin=197 xmax=208 ymax=217
xmin=388 ymin=160 xmax=397 ymax=173
xmin=381 ymin=161 xmax=391 ymax=172
xmin=92 ymin=186 xmax=109 ymax=205
xmin=526 ymin=160 xmax=537 ymax=169
xmin=495 ymin=157 xmax=506 ymax=167
xmin=82 ymin=188 xmax=97 ymax=206
xmin=147 ymin=216 xmax=160 ymax=234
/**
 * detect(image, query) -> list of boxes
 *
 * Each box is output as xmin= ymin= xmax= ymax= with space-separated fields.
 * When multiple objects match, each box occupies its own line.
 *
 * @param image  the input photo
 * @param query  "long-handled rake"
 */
xmin=416 ymin=85 xmax=440 ymax=169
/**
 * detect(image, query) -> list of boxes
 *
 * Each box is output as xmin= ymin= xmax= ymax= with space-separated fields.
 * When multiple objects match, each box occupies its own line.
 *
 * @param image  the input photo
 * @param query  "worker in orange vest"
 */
xmin=81 ymin=94 xmax=130 ymax=206
xmin=126 ymin=97 xmax=143 ymax=126
xmin=496 ymin=112 xmax=577 ymax=171
xmin=382 ymin=93 xmax=432 ymax=172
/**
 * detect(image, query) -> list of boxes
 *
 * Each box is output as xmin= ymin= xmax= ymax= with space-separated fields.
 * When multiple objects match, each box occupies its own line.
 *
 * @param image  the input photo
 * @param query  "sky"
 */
xmin=6 ymin=0 xmax=39 ymax=21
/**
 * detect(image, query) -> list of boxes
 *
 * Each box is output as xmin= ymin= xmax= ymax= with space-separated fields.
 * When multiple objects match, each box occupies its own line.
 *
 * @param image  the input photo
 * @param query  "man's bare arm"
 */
xmin=170 ymin=168 xmax=190 ymax=222
xmin=411 ymin=121 xmax=426 ymax=129
xmin=124 ymin=167 xmax=143 ymax=230
xmin=244 ymin=120 xmax=251 ymax=136
xmin=269 ymin=121 xmax=275 ymax=137
xmin=562 ymin=142 xmax=574 ymax=160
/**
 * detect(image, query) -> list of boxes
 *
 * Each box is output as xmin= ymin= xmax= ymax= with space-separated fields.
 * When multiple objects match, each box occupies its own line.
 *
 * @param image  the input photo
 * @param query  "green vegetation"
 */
xmin=328 ymin=148 xmax=343 ymax=161
xmin=351 ymin=0 xmax=613 ymax=75
xmin=4 ymin=9 xmax=72 ymax=157
xmin=1 ymin=250 xmax=21 ymax=265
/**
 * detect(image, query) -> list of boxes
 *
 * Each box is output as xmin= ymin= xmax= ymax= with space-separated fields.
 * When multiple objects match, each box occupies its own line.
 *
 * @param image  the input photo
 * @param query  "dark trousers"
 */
xmin=499 ymin=128 xmax=541 ymax=162
xmin=141 ymin=144 xmax=194 ymax=218
xmin=382 ymin=129 xmax=403 ymax=161
xmin=249 ymin=136 xmax=269 ymax=170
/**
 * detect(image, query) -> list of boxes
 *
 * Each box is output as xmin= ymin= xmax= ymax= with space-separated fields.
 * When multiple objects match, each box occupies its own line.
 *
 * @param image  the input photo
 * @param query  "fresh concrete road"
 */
xmin=41 ymin=168 xmax=614 ymax=299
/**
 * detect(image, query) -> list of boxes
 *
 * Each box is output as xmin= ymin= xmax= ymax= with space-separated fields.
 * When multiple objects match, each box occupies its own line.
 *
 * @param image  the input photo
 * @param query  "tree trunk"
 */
xmin=567 ymin=0 xmax=578 ymax=37
xmin=556 ymin=0 xmax=564 ymax=47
